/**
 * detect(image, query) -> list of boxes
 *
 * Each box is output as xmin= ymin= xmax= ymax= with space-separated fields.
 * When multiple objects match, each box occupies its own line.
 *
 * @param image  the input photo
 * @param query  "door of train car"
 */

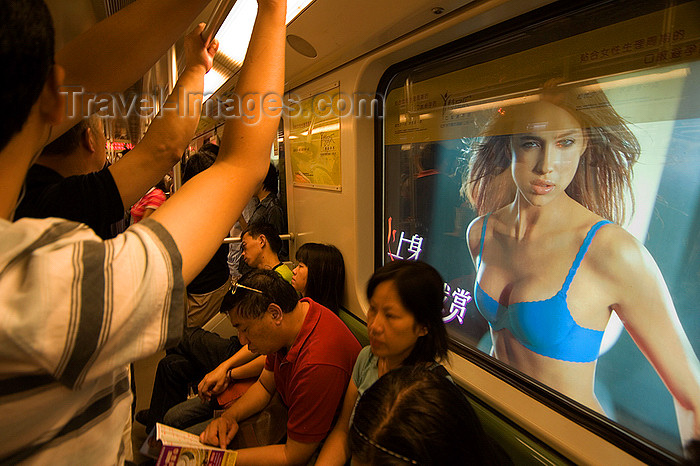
xmin=282 ymin=0 xmax=700 ymax=463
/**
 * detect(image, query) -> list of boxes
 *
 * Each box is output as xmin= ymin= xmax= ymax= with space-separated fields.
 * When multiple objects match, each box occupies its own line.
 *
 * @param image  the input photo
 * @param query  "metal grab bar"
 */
xmin=223 ymin=233 xmax=294 ymax=244
xmin=201 ymin=0 xmax=237 ymax=45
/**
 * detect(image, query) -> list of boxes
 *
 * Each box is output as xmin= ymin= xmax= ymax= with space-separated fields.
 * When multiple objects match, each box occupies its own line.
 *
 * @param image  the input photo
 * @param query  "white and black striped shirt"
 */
xmin=0 ymin=217 xmax=184 ymax=465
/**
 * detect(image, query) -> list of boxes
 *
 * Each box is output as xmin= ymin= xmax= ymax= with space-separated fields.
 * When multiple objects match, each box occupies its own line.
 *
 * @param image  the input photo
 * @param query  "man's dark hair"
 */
xmin=242 ymin=222 xmax=283 ymax=255
xmin=41 ymin=116 xmax=103 ymax=157
xmin=262 ymin=163 xmax=279 ymax=195
xmin=199 ymin=142 xmax=219 ymax=156
xmin=182 ymin=150 xmax=216 ymax=183
xmin=227 ymin=269 xmax=299 ymax=319
xmin=0 ymin=0 xmax=56 ymax=151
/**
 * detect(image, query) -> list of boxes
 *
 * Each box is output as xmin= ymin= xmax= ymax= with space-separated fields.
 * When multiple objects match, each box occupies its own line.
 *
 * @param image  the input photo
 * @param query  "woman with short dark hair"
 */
xmin=316 ymin=260 xmax=449 ymax=465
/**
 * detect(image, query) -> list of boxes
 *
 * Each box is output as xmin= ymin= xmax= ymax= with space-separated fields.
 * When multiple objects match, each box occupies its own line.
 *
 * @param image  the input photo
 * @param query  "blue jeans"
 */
xmin=144 ymin=327 xmax=241 ymax=428
xmin=163 ymin=396 xmax=217 ymax=431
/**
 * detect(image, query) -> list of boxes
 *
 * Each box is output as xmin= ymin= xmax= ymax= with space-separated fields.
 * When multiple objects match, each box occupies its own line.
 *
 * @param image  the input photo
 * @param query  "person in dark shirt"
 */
xmin=237 ymin=163 xmax=288 ymax=274
xmin=15 ymin=87 xmax=203 ymax=239
xmin=181 ymin=143 xmax=233 ymax=328
xmin=14 ymin=116 xmax=125 ymax=239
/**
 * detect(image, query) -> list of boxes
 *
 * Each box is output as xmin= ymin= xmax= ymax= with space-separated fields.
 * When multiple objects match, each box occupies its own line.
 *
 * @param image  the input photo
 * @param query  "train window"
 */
xmin=377 ymin=0 xmax=699 ymax=459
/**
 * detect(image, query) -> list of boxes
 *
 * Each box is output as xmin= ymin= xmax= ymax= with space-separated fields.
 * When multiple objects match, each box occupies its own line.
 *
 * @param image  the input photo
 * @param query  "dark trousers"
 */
xmin=145 ymin=327 xmax=242 ymax=428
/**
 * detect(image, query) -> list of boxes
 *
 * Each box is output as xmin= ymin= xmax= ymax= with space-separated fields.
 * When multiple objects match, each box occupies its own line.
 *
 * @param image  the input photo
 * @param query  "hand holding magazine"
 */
xmin=152 ymin=423 xmax=238 ymax=466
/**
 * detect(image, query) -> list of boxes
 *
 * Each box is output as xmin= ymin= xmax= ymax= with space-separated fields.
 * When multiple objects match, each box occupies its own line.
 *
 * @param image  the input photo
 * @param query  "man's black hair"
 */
xmin=182 ymin=151 xmax=216 ymax=183
xmin=242 ymin=222 xmax=283 ymax=255
xmin=262 ymin=163 xmax=279 ymax=195
xmin=0 ymin=0 xmax=56 ymax=151
xmin=41 ymin=116 xmax=103 ymax=157
xmin=227 ymin=269 xmax=299 ymax=319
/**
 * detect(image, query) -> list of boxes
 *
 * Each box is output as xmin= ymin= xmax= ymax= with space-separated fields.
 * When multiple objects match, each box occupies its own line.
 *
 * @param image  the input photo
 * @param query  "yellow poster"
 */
xmin=289 ymin=84 xmax=341 ymax=190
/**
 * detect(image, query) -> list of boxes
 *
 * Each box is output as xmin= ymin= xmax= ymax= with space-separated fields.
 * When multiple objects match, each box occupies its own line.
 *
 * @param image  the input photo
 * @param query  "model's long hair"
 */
xmin=464 ymin=80 xmax=640 ymax=224
xmin=295 ymin=243 xmax=345 ymax=313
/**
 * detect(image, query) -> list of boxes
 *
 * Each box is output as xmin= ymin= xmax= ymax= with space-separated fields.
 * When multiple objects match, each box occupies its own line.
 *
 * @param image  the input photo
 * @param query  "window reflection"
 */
xmin=381 ymin=2 xmax=700 ymax=456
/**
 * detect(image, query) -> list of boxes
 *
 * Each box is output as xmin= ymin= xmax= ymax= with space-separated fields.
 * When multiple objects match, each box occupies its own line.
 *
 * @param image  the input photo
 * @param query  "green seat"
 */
xmin=461 ymin=388 xmax=573 ymax=465
xmin=338 ymin=308 xmax=369 ymax=347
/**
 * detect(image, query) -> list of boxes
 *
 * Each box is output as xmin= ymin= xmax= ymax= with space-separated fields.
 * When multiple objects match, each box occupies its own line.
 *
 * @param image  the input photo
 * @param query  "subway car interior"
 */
xmin=25 ymin=0 xmax=700 ymax=463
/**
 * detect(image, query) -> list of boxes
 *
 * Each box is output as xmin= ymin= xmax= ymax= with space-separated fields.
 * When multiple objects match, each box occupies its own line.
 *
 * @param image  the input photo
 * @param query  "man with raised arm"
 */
xmin=51 ymin=0 xmax=213 ymax=139
xmin=0 ymin=0 xmax=286 ymax=463
xmin=15 ymin=56 xmax=213 ymax=239
xmin=14 ymin=0 xmax=222 ymax=240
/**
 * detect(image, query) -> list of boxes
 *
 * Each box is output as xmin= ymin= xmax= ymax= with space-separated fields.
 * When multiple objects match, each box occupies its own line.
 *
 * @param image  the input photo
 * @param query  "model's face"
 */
xmin=510 ymin=101 xmax=586 ymax=207
xmin=241 ymin=233 xmax=263 ymax=268
xmin=367 ymin=280 xmax=427 ymax=362
xmin=291 ymin=261 xmax=308 ymax=295
xmin=228 ymin=308 xmax=278 ymax=355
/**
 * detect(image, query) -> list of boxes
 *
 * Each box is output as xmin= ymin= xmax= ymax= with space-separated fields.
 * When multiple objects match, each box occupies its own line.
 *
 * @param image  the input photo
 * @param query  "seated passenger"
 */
xmin=348 ymin=366 xmax=506 ymax=465
xmin=0 ymin=0 xmax=286 ymax=462
xmin=237 ymin=163 xmax=289 ymax=271
xmin=139 ymin=291 xmax=257 ymax=433
xmin=316 ymin=260 xmax=449 ymax=465
xmin=241 ymin=221 xmax=293 ymax=282
xmin=169 ymin=242 xmax=348 ymax=429
xmin=197 ymin=270 xmax=362 ymax=465
xmin=292 ymin=242 xmax=345 ymax=313
xmin=137 ymin=222 xmax=294 ymax=431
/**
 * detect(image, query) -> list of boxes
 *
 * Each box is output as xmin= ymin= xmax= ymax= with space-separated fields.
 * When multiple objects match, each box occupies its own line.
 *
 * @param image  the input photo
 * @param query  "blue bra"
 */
xmin=474 ymin=214 xmax=610 ymax=363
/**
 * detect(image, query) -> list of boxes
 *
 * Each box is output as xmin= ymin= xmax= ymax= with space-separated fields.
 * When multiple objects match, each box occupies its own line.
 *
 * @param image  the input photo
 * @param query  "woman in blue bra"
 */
xmin=463 ymin=81 xmax=700 ymax=443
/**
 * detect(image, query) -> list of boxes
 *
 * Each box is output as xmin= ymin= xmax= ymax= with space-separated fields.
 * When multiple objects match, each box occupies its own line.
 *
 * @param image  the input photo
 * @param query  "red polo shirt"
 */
xmin=264 ymin=298 xmax=361 ymax=443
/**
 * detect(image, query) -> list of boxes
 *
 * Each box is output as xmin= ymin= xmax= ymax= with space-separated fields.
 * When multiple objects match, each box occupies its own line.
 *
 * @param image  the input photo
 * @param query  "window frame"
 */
xmin=373 ymin=0 xmax=694 ymax=463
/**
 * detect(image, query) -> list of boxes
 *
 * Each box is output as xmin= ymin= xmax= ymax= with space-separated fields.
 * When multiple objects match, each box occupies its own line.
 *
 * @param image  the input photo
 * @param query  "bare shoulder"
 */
xmin=586 ymin=223 xmax=655 ymax=282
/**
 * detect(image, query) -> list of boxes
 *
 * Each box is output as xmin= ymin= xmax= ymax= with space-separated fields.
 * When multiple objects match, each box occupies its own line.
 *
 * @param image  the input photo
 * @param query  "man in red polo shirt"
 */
xmin=199 ymin=269 xmax=361 ymax=465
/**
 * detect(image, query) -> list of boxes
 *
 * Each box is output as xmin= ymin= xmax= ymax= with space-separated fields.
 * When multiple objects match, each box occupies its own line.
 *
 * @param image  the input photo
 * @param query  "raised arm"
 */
xmin=107 ymin=23 xmax=217 ymax=209
xmin=603 ymin=230 xmax=700 ymax=443
xmin=53 ymin=0 xmax=212 ymax=138
xmin=150 ymin=0 xmax=287 ymax=283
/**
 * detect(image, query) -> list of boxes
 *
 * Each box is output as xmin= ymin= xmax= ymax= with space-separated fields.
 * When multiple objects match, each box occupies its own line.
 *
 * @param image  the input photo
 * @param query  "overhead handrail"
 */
xmin=223 ymin=233 xmax=294 ymax=244
xmin=201 ymin=0 xmax=237 ymax=46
